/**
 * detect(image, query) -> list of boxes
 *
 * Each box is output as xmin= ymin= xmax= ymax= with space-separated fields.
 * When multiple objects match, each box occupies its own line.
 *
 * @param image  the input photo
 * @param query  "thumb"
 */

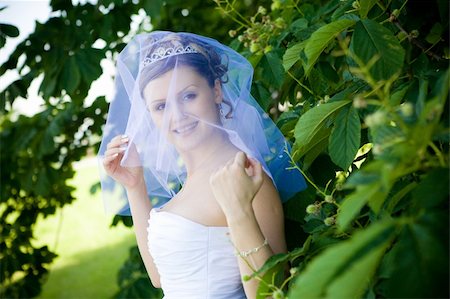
xmin=234 ymin=151 xmax=247 ymax=168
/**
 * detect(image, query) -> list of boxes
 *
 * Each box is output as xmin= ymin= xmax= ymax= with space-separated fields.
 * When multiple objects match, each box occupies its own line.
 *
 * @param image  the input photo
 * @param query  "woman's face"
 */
xmin=143 ymin=66 xmax=223 ymax=152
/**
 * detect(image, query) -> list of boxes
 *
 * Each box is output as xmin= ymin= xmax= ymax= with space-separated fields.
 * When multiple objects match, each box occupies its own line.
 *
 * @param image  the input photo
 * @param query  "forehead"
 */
xmin=143 ymin=66 xmax=206 ymax=101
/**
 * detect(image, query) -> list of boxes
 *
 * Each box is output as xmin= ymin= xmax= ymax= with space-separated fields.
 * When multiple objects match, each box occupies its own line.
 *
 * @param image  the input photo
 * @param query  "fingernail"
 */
xmin=113 ymin=153 xmax=119 ymax=158
xmin=121 ymin=135 xmax=128 ymax=140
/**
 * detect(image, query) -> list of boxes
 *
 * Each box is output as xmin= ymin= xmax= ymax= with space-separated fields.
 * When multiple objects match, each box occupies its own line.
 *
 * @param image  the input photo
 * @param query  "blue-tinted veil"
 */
xmin=98 ymin=31 xmax=306 ymax=215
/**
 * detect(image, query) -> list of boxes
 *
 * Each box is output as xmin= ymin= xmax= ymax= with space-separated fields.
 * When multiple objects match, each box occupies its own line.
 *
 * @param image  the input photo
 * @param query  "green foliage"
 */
xmin=1 ymin=0 xmax=448 ymax=298
xmin=114 ymin=246 xmax=162 ymax=299
xmin=217 ymin=0 xmax=449 ymax=297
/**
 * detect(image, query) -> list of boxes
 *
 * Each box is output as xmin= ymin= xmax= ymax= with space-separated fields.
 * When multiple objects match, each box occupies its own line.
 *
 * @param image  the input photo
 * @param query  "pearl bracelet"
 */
xmin=236 ymin=239 xmax=269 ymax=258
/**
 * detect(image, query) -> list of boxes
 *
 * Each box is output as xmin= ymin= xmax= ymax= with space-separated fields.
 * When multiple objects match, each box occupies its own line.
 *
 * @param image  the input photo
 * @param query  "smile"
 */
xmin=172 ymin=121 xmax=199 ymax=135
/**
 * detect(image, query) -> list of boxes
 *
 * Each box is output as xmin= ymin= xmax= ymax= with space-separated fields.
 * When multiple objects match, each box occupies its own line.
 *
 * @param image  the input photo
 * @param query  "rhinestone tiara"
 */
xmin=143 ymin=45 xmax=199 ymax=67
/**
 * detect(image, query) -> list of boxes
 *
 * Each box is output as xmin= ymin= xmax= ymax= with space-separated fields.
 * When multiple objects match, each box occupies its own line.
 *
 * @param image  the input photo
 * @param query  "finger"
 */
xmin=104 ymin=147 xmax=126 ymax=157
xmin=107 ymin=134 xmax=129 ymax=150
xmin=251 ymin=158 xmax=263 ymax=184
xmin=234 ymin=151 xmax=247 ymax=168
xmin=103 ymin=152 xmax=121 ymax=166
xmin=248 ymin=157 xmax=262 ymax=177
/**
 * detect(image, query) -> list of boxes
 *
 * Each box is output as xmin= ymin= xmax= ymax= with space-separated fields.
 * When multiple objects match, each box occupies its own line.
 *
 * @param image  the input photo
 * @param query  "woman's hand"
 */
xmin=209 ymin=151 xmax=264 ymax=218
xmin=103 ymin=135 xmax=144 ymax=189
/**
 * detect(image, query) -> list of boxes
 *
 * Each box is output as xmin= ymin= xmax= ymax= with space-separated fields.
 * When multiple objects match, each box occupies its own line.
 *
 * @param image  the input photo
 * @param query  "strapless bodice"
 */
xmin=147 ymin=208 xmax=246 ymax=299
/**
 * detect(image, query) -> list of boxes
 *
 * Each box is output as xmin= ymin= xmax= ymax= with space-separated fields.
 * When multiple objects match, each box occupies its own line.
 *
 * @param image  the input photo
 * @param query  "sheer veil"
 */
xmin=98 ymin=31 xmax=306 ymax=215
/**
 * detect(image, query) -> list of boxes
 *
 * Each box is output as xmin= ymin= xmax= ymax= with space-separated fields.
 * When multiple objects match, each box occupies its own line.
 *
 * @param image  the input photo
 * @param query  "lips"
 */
xmin=172 ymin=121 xmax=199 ymax=135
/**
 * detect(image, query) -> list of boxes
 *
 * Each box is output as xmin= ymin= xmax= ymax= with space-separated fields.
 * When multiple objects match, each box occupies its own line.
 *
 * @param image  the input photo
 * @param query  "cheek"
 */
xmin=149 ymin=112 xmax=163 ymax=128
xmin=189 ymin=96 xmax=219 ymax=118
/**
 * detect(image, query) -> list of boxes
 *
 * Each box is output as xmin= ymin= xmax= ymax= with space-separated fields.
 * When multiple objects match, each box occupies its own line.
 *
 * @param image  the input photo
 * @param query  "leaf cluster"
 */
xmin=217 ymin=0 xmax=449 ymax=297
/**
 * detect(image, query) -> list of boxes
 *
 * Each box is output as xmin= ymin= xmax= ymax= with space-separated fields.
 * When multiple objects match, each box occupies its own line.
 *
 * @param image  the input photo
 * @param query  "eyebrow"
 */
xmin=150 ymin=84 xmax=199 ymax=104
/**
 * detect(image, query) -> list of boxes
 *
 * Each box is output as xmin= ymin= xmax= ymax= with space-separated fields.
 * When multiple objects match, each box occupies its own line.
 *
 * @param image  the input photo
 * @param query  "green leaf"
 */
xmin=326 ymin=232 xmax=391 ymax=298
xmin=425 ymin=23 xmax=443 ymax=44
xmin=59 ymin=56 xmax=80 ymax=94
xmin=381 ymin=215 xmax=449 ymax=298
xmin=255 ymin=240 xmax=311 ymax=298
xmin=143 ymin=0 xmax=165 ymax=25
xmin=350 ymin=19 xmax=405 ymax=81
xmin=359 ymin=0 xmax=377 ymax=19
xmin=283 ymin=41 xmax=306 ymax=71
xmin=304 ymin=19 xmax=355 ymax=76
xmin=331 ymin=0 xmax=354 ymax=21
xmin=254 ymin=82 xmax=272 ymax=111
xmin=75 ymin=48 xmax=104 ymax=85
xmin=296 ymin=126 xmax=331 ymax=169
xmin=389 ymin=82 xmax=411 ymax=106
xmin=288 ymin=220 xmax=397 ymax=298
xmin=329 ymin=105 xmax=361 ymax=170
xmin=337 ymin=183 xmax=379 ymax=231
xmin=302 ymin=138 xmax=329 ymax=170
xmin=261 ymin=51 xmax=285 ymax=88
xmin=294 ymin=100 xmax=351 ymax=149
xmin=0 ymin=23 xmax=19 ymax=37
xmin=412 ymin=168 xmax=449 ymax=209
xmin=39 ymin=68 xmax=59 ymax=100
xmin=370 ymin=124 xmax=404 ymax=145
xmin=277 ymin=110 xmax=300 ymax=137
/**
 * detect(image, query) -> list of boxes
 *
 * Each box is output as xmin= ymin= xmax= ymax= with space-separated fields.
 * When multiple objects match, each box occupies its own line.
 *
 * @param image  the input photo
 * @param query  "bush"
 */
xmin=215 ymin=0 xmax=449 ymax=297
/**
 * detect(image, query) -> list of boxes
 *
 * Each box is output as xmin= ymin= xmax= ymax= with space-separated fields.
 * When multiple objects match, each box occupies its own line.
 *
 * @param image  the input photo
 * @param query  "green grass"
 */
xmin=34 ymin=158 xmax=135 ymax=299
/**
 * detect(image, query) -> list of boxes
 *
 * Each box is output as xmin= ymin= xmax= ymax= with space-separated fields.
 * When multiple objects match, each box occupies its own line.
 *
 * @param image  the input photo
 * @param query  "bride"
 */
xmin=98 ymin=31 xmax=305 ymax=298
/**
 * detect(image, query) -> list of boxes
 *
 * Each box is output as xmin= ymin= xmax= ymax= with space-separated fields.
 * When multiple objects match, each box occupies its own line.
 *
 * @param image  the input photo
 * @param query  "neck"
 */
xmin=179 ymin=132 xmax=237 ymax=177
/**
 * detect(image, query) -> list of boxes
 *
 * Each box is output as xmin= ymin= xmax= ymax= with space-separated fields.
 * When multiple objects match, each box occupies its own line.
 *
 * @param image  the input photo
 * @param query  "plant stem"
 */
xmin=428 ymin=141 xmax=446 ymax=167
xmin=287 ymin=70 xmax=319 ymax=100
xmin=285 ymin=147 xmax=327 ymax=197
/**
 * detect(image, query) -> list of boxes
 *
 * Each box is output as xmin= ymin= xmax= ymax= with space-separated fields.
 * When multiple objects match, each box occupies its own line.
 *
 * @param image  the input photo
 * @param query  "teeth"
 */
xmin=174 ymin=122 xmax=197 ymax=133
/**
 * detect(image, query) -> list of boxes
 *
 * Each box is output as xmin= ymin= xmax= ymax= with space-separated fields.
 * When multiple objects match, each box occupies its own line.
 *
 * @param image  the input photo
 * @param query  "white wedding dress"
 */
xmin=147 ymin=208 xmax=247 ymax=299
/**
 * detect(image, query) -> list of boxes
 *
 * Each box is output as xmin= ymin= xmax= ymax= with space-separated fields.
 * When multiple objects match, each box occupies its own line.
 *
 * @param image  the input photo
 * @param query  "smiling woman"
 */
xmin=97 ymin=31 xmax=306 ymax=299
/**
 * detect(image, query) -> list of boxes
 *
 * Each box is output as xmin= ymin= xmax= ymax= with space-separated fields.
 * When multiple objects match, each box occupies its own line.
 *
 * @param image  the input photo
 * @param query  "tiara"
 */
xmin=143 ymin=45 xmax=199 ymax=66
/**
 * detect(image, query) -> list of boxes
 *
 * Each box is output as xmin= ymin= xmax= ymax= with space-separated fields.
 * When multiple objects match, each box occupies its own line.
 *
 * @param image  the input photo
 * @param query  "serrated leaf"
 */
xmin=294 ymin=100 xmax=351 ymax=150
xmin=283 ymin=41 xmax=306 ymax=71
xmin=329 ymin=105 xmax=361 ymax=170
xmin=304 ymin=19 xmax=356 ymax=76
xmin=350 ymin=19 xmax=405 ymax=81
xmin=289 ymin=220 xmax=397 ymax=298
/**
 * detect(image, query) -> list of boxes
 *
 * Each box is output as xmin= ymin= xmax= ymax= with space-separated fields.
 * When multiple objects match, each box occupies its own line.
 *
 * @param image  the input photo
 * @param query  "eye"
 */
xmin=153 ymin=103 xmax=166 ymax=111
xmin=182 ymin=92 xmax=197 ymax=102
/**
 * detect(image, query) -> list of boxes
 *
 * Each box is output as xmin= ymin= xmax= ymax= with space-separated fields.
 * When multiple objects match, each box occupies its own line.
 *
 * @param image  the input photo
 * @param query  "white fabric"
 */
xmin=147 ymin=208 xmax=246 ymax=299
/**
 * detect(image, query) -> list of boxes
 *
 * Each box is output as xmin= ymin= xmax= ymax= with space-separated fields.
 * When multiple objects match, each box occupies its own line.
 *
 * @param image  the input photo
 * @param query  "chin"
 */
xmin=171 ymin=125 xmax=221 ymax=153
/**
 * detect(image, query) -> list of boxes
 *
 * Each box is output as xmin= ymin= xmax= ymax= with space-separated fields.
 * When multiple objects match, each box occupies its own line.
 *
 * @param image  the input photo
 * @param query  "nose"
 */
xmin=170 ymin=100 xmax=187 ymax=121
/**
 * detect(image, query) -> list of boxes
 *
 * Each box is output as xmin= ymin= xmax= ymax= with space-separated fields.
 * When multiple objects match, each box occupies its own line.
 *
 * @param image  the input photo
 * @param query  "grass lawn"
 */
xmin=34 ymin=158 xmax=135 ymax=299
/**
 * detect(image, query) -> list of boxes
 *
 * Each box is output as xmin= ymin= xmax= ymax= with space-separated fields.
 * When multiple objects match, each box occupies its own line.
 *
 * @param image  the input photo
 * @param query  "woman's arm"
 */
xmin=125 ymin=180 xmax=161 ymax=288
xmin=228 ymin=176 xmax=285 ymax=298
xmin=210 ymin=152 xmax=286 ymax=299
xmin=103 ymin=135 xmax=161 ymax=287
